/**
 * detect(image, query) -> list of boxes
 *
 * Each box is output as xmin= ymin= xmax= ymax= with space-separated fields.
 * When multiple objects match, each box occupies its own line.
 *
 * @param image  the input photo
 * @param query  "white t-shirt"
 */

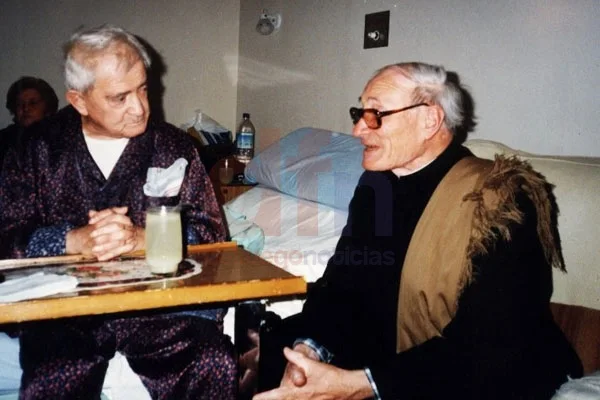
xmin=83 ymin=133 xmax=130 ymax=179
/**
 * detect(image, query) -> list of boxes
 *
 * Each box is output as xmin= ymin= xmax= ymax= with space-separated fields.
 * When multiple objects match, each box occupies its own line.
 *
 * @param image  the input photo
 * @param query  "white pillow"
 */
xmin=245 ymin=127 xmax=364 ymax=211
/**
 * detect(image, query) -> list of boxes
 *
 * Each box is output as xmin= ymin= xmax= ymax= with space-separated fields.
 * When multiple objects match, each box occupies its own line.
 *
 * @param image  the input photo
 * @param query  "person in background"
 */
xmin=0 ymin=76 xmax=59 ymax=168
xmin=0 ymin=78 xmax=59 ymax=395
xmin=0 ymin=25 xmax=236 ymax=399
xmin=255 ymin=62 xmax=582 ymax=399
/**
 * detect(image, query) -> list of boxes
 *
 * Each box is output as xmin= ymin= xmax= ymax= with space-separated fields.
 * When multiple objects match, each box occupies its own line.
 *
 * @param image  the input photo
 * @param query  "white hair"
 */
xmin=63 ymin=25 xmax=151 ymax=91
xmin=376 ymin=62 xmax=465 ymax=133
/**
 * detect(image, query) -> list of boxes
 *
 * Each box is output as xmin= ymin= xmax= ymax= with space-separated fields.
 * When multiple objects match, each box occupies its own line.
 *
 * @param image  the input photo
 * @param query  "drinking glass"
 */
xmin=219 ymin=166 xmax=234 ymax=184
xmin=145 ymin=206 xmax=183 ymax=275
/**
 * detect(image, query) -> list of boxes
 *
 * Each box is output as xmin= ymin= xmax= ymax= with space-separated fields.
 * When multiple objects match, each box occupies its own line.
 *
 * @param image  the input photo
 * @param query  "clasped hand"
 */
xmin=253 ymin=345 xmax=374 ymax=400
xmin=66 ymin=206 xmax=144 ymax=261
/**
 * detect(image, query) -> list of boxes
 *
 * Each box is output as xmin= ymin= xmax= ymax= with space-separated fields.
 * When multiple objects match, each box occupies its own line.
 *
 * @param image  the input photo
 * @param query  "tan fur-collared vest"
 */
xmin=396 ymin=155 xmax=565 ymax=352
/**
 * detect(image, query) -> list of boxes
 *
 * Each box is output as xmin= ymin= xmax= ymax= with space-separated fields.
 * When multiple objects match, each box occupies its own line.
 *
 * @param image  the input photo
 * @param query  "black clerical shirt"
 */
xmin=298 ymin=140 xmax=581 ymax=399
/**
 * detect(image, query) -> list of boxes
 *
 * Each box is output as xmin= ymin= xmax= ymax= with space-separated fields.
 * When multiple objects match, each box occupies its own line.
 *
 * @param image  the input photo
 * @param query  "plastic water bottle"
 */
xmin=235 ymin=113 xmax=255 ymax=163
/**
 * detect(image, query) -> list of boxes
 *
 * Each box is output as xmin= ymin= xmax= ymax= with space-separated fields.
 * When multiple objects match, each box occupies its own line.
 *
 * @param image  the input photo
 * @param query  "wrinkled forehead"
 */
xmin=360 ymin=68 xmax=416 ymax=105
xmin=94 ymin=51 xmax=145 ymax=80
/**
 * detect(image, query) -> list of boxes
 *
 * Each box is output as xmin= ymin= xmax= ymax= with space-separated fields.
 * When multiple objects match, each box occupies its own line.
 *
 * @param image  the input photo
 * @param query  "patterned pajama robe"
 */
xmin=0 ymin=106 xmax=236 ymax=399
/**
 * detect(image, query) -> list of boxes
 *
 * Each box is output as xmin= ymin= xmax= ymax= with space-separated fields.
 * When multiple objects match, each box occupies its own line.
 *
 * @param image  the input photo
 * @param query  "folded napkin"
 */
xmin=0 ymin=272 xmax=79 ymax=303
xmin=143 ymin=158 xmax=189 ymax=197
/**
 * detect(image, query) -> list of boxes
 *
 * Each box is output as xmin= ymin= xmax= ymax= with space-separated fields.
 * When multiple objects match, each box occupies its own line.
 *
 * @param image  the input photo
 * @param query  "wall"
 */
xmin=0 ymin=0 xmax=240 ymax=131
xmin=237 ymin=0 xmax=600 ymax=156
xmin=3 ymin=1 xmax=598 ymax=156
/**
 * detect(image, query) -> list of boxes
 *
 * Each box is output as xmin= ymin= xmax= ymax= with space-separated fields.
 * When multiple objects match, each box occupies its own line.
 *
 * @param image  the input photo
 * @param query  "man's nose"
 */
xmin=128 ymin=95 xmax=145 ymax=115
xmin=352 ymin=117 xmax=368 ymax=137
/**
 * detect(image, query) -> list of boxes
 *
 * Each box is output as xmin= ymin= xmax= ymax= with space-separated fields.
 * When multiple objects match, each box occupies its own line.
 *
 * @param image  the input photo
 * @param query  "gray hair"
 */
xmin=63 ymin=25 xmax=151 ymax=92
xmin=375 ymin=62 xmax=465 ymax=133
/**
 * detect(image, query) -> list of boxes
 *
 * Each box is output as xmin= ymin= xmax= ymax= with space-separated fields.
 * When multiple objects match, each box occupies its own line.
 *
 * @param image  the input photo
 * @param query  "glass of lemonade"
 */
xmin=145 ymin=206 xmax=183 ymax=275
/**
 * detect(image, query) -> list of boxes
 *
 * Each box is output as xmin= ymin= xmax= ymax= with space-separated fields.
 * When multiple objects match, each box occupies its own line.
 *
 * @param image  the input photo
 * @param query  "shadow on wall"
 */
xmin=225 ymin=55 xmax=313 ymax=90
xmin=447 ymin=71 xmax=477 ymax=144
xmin=137 ymin=36 xmax=167 ymax=123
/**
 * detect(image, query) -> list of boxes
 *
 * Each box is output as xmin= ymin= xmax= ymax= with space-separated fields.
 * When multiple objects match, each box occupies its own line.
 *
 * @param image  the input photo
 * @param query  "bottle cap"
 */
xmin=243 ymin=113 xmax=250 ymax=119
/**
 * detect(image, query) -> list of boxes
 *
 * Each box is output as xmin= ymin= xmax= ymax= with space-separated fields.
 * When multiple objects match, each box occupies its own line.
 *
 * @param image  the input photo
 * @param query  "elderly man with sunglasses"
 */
xmin=254 ymin=62 xmax=581 ymax=400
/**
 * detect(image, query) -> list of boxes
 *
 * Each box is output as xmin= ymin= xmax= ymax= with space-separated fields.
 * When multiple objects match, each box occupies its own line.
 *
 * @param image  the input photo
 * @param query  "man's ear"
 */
xmin=66 ymin=90 xmax=89 ymax=116
xmin=422 ymin=104 xmax=445 ymax=139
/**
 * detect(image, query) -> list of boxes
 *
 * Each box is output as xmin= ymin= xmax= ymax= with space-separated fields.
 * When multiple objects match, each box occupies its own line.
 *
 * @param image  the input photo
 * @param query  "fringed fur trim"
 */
xmin=461 ymin=155 xmax=566 ymax=287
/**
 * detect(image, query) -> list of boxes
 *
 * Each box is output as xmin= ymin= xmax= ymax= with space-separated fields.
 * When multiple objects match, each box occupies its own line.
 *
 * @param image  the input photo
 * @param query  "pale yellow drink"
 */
xmin=145 ymin=206 xmax=183 ymax=274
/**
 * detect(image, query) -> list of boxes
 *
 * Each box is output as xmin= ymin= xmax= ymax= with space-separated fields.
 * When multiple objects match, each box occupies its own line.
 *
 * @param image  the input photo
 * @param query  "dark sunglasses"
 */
xmin=349 ymin=103 xmax=429 ymax=129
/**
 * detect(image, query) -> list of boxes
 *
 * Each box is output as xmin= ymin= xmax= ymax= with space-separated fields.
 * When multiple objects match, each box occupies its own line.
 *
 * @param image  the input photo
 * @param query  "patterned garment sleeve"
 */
xmin=179 ymin=148 xmax=226 ymax=245
xmin=25 ymin=223 xmax=74 ymax=257
xmin=0 ymin=143 xmax=40 ymax=259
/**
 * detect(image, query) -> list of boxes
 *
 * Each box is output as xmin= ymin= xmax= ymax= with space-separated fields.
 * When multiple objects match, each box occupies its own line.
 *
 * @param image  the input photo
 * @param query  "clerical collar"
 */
xmin=385 ymin=140 xmax=472 ymax=187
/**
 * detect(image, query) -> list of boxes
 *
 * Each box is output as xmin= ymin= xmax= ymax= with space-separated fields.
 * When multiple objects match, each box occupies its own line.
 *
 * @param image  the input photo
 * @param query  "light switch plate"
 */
xmin=364 ymin=10 xmax=390 ymax=49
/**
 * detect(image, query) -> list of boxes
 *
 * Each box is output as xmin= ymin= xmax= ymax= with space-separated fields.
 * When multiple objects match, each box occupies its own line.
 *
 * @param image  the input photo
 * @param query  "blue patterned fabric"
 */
xmin=19 ymin=315 xmax=236 ymax=399
xmin=25 ymin=223 xmax=73 ymax=257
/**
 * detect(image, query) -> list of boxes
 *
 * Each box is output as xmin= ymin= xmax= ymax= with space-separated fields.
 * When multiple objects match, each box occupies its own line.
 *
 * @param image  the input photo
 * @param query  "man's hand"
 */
xmin=280 ymin=343 xmax=320 ymax=388
xmin=66 ymin=207 xmax=145 ymax=260
xmin=253 ymin=347 xmax=374 ymax=400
